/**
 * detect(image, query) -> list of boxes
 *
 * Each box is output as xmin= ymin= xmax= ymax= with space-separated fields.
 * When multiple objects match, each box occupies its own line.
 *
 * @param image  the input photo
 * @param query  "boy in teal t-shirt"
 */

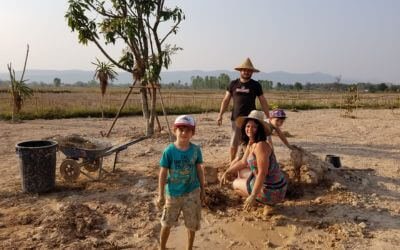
xmin=157 ymin=115 xmax=205 ymax=250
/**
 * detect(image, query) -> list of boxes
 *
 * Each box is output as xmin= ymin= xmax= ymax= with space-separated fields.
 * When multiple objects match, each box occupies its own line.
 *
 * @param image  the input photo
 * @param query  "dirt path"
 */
xmin=1 ymin=109 xmax=399 ymax=249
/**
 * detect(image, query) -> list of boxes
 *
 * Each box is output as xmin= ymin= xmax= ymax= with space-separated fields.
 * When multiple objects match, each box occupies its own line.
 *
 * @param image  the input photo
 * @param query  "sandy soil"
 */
xmin=1 ymin=109 xmax=400 ymax=249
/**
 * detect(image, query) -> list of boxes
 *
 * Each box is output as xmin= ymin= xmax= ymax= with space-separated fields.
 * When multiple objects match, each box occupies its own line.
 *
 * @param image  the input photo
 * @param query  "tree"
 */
xmin=259 ymin=80 xmax=273 ymax=90
xmin=66 ymin=0 xmax=184 ymax=135
xmin=294 ymin=82 xmax=303 ymax=91
xmin=92 ymin=58 xmax=118 ymax=118
xmin=217 ymin=73 xmax=230 ymax=90
xmin=377 ymin=83 xmax=388 ymax=92
xmin=53 ymin=77 xmax=62 ymax=87
xmin=88 ymin=79 xmax=98 ymax=86
xmin=7 ymin=45 xmax=33 ymax=122
xmin=192 ymin=76 xmax=204 ymax=89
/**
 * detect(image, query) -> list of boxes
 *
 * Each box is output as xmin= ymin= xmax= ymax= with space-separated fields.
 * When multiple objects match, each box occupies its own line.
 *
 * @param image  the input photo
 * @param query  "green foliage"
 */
xmin=66 ymin=0 xmax=185 ymax=82
xmin=92 ymin=58 xmax=118 ymax=96
xmin=259 ymin=80 xmax=273 ymax=90
xmin=294 ymin=82 xmax=303 ymax=90
xmin=191 ymin=73 xmax=231 ymax=89
xmin=53 ymin=78 xmax=62 ymax=87
xmin=7 ymin=45 xmax=33 ymax=121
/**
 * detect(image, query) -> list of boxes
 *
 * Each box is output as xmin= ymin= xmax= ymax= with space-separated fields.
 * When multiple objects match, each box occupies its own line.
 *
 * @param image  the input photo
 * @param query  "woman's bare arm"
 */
xmin=250 ymin=141 xmax=271 ymax=196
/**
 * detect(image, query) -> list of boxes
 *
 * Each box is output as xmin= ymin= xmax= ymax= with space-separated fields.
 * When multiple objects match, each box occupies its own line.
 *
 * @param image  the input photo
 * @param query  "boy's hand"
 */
xmin=156 ymin=195 xmax=165 ymax=210
xmin=200 ymin=189 xmax=206 ymax=205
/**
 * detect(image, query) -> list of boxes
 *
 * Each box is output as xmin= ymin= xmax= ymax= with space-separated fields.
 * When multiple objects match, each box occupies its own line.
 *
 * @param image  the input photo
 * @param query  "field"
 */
xmin=1 ymin=86 xmax=400 ymax=119
xmin=0 ymin=109 xmax=399 ymax=249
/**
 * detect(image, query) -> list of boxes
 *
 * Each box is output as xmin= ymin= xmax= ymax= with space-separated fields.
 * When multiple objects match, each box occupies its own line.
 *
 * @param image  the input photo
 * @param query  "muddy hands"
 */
xmin=243 ymin=194 xmax=256 ymax=211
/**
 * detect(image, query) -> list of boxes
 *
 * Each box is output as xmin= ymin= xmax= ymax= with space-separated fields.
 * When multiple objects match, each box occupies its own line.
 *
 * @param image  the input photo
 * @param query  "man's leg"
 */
xmin=160 ymin=226 xmax=170 ymax=250
xmin=230 ymin=121 xmax=241 ymax=162
xmin=230 ymin=146 xmax=238 ymax=162
xmin=187 ymin=229 xmax=195 ymax=250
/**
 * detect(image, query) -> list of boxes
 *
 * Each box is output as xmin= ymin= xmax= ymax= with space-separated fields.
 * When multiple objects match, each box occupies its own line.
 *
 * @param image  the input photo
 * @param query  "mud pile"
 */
xmin=54 ymin=135 xmax=111 ymax=150
xmin=280 ymin=146 xmax=331 ymax=186
xmin=205 ymin=186 xmax=242 ymax=212
xmin=35 ymin=203 xmax=107 ymax=245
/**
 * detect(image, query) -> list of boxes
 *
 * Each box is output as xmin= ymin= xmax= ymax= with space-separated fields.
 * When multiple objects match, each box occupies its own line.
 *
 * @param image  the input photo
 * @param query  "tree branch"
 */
xmin=146 ymin=16 xmax=155 ymax=56
xmin=160 ymin=20 xmax=181 ymax=45
xmin=20 ymin=44 xmax=29 ymax=82
xmin=89 ymin=0 xmax=121 ymax=18
xmin=92 ymin=38 xmax=132 ymax=73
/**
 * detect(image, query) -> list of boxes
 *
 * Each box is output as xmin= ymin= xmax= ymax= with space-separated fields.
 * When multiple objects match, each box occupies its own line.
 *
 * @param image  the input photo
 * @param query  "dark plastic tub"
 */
xmin=325 ymin=154 xmax=341 ymax=168
xmin=16 ymin=140 xmax=58 ymax=193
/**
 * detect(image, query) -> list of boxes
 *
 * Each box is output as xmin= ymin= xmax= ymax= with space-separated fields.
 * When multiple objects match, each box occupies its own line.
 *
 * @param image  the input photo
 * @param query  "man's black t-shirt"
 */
xmin=227 ymin=79 xmax=263 ymax=121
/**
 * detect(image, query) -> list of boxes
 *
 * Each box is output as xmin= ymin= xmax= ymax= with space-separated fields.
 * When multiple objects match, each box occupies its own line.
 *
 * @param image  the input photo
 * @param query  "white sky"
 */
xmin=1 ymin=0 xmax=400 ymax=83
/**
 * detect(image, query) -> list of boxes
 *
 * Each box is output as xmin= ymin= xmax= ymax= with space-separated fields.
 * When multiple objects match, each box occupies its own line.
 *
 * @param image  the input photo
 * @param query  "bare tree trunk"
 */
xmin=12 ymin=95 xmax=17 ymax=122
xmin=101 ymin=95 xmax=104 ymax=119
xmin=140 ymin=82 xmax=151 ymax=136
xmin=148 ymin=84 xmax=157 ymax=136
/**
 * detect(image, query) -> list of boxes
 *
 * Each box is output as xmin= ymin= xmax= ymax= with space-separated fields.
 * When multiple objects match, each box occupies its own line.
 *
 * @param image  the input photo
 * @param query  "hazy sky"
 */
xmin=1 ymin=0 xmax=399 ymax=83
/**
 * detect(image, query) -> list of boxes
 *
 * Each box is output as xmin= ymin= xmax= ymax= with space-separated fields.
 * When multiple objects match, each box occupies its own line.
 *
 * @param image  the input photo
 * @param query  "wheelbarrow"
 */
xmin=58 ymin=136 xmax=148 ymax=182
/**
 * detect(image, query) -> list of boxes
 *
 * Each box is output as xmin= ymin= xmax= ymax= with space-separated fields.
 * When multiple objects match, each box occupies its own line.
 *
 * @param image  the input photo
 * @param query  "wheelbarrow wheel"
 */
xmin=60 ymin=159 xmax=80 ymax=182
xmin=83 ymin=158 xmax=102 ymax=172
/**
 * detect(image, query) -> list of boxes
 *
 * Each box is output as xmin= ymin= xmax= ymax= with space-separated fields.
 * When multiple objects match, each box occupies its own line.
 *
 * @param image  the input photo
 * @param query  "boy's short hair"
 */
xmin=174 ymin=115 xmax=196 ymax=131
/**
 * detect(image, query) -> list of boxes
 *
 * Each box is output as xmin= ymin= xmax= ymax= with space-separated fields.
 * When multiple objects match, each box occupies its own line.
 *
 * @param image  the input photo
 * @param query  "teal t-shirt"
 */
xmin=159 ymin=143 xmax=203 ymax=197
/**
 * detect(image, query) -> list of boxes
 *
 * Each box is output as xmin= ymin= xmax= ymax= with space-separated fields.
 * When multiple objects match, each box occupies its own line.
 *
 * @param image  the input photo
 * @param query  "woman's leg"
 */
xmin=238 ymin=168 xmax=251 ymax=179
xmin=232 ymin=178 xmax=249 ymax=197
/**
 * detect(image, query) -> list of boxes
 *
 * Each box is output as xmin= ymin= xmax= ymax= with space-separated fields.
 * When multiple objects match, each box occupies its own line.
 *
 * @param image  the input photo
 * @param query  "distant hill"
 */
xmin=0 ymin=69 xmax=353 ymax=85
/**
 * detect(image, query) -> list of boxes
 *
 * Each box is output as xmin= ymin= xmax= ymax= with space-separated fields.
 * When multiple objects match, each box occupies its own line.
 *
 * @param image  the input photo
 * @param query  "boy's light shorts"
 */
xmin=161 ymin=188 xmax=201 ymax=231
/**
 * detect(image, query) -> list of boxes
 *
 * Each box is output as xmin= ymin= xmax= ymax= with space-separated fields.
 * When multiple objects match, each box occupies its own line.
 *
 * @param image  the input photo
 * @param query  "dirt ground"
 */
xmin=1 ymin=109 xmax=400 ymax=249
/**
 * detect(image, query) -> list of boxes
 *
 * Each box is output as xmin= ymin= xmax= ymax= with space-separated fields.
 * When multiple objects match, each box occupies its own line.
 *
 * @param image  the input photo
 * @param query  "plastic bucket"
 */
xmin=16 ymin=140 xmax=58 ymax=193
xmin=325 ymin=154 xmax=341 ymax=168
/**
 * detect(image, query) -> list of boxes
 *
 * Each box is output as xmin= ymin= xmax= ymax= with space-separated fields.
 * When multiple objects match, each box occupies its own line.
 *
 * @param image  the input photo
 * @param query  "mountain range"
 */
xmin=0 ymin=69 xmax=355 ymax=85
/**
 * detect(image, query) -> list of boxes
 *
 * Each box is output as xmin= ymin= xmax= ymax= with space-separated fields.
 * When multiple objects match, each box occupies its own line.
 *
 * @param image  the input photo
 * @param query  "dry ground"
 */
xmin=1 ymin=109 xmax=400 ymax=249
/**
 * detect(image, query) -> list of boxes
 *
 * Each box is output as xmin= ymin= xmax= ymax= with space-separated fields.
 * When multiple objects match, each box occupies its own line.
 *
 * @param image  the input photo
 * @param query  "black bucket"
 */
xmin=325 ymin=154 xmax=341 ymax=168
xmin=16 ymin=140 xmax=58 ymax=193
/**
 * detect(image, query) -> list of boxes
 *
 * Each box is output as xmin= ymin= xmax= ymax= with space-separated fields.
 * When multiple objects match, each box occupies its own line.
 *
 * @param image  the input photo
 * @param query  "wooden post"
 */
xmin=103 ymin=79 xmax=138 ymax=137
xmin=158 ymin=88 xmax=173 ymax=142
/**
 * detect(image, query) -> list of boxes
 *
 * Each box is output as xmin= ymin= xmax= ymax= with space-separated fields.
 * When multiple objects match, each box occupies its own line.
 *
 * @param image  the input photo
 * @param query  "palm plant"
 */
xmin=92 ymin=58 xmax=118 ymax=118
xmin=7 ymin=45 xmax=33 ymax=122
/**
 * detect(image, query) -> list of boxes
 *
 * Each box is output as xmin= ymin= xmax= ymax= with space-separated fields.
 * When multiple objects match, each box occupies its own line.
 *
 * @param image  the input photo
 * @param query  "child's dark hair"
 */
xmin=240 ymin=118 xmax=267 ymax=144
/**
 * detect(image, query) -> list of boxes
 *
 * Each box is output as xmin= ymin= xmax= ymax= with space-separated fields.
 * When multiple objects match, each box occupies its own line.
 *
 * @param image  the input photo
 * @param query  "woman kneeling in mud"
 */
xmin=220 ymin=110 xmax=287 ymax=211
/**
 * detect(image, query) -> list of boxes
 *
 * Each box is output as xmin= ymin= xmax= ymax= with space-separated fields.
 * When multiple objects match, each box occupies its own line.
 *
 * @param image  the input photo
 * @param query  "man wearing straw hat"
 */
xmin=217 ymin=58 xmax=270 ymax=162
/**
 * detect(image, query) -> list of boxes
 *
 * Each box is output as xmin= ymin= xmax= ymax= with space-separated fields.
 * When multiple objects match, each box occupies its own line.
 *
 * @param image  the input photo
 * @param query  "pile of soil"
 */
xmin=205 ymin=185 xmax=242 ymax=212
xmin=279 ymin=146 xmax=335 ymax=200
xmin=36 ymin=203 xmax=107 ymax=245
xmin=55 ymin=135 xmax=110 ymax=150
xmin=281 ymin=146 xmax=331 ymax=185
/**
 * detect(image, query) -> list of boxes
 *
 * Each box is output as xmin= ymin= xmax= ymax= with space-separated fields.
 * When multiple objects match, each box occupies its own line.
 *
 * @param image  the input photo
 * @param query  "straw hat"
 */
xmin=234 ymin=58 xmax=260 ymax=73
xmin=236 ymin=110 xmax=272 ymax=135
